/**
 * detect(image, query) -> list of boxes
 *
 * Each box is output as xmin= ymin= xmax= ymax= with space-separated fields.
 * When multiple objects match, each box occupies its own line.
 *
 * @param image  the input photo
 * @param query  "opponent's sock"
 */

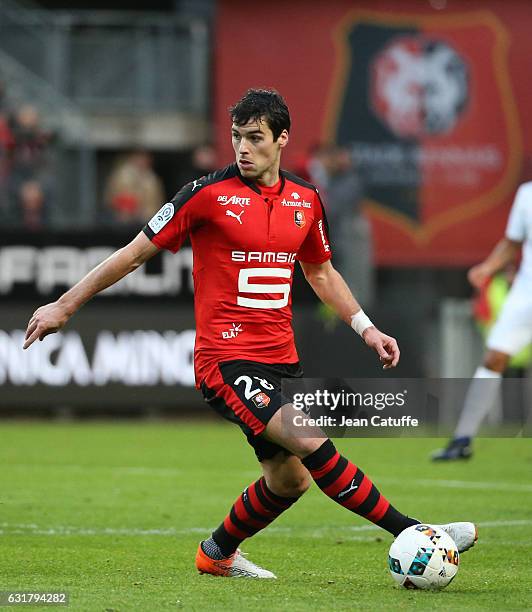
xmin=211 ymin=477 xmax=299 ymax=557
xmin=302 ymin=439 xmax=418 ymax=536
xmin=454 ymin=366 xmax=502 ymax=439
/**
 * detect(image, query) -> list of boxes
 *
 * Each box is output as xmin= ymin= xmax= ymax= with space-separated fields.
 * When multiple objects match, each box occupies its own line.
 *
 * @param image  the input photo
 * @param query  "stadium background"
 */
xmin=1 ymin=0 xmax=531 ymax=415
xmin=1 ymin=2 xmax=532 ymax=610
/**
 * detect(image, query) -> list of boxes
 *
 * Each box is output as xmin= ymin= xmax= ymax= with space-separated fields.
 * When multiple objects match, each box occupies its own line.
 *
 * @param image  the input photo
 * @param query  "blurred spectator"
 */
xmin=104 ymin=150 xmax=165 ymax=225
xmin=9 ymin=104 xmax=54 ymax=183
xmin=0 ymin=111 xmax=14 ymax=155
xmin=0 ymin=80 xmax=13 ymax=220
xmin=289 ymin=143 xmax=326 ymax=183
xmin=14 ymin=180 xmax=48 ymax=231
xmin=0 ymin=109 xmax=14 ymax=220
xmin=318 ymin=144 xmax=375 ymax=308
xmin=190 ymin=143 xmax=217 ymax=179
xmin=1 ymin=103 xmax=55 ymax=228
xmin=306 ymin=143 xmax=331 ymax=189
xmin=0 ymin=79 xmax=9 ymax=114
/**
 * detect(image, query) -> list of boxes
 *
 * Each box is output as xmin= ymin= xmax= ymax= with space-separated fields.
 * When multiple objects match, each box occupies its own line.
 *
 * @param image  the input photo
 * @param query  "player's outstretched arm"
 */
xmin=300 ymin=260 xmax=399 ymax=369
xmin=23 ymin=232 xmax=159 ymax=349
xmin=467 ymin=237 xmax=522 ymax=289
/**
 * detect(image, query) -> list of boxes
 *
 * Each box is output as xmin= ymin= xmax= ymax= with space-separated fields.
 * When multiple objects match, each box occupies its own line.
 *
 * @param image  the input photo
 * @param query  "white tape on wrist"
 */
xmin=350 ymin=310 xmax=374 ymax=337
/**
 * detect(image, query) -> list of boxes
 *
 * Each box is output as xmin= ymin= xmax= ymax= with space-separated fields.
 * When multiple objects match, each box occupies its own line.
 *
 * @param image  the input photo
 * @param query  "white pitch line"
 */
xmin=3 ymin=464 xmax=183 ymax=476
xmin=475 ymin=519 xmax=532 ymax=528
xmin=1 ymin=519 xmax=531 ymax=538
xmin=4 ymin=467 xmax=531 ymax=492
xmin=375 ymin=477 xmax=532 ymax=493
xmin=413 ymin=478 xmax=532 ymax=493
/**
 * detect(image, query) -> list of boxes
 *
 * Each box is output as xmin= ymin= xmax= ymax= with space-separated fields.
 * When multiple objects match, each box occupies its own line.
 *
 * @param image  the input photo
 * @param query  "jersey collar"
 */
xmin=235 ymin=163 xmax=286 ymax=195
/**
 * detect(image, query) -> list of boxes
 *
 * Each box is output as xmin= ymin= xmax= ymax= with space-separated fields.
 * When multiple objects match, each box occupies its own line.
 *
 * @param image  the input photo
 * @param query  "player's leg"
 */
xmin=196 ymin=361 xmax=307 ymax=577
xmin=200 ymin=449 xmax=310 ymax=561
xmin=261 ymin=449 xmax=312 ymax=498
xmin=263 ymin=404 xmax=419 ymax=536
xmin=263 ymin=403 xmax=477 ymax=552
xmin=431 ymin=349 xmax=509 ymax=461
xmin=432 ymin=285 xmax=532 ymax=461
xmin=456 ymin=348 xmax=510 ymax=438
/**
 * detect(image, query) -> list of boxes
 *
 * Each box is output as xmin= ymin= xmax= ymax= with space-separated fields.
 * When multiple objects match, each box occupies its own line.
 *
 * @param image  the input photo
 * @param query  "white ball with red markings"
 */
xmin=388 ymin=524 xmax=460 ymax=590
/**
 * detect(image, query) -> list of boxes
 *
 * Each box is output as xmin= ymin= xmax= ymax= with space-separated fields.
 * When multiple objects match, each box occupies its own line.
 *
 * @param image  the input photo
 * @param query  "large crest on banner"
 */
xmin=324 ymin=10 xmax=521 ymax=263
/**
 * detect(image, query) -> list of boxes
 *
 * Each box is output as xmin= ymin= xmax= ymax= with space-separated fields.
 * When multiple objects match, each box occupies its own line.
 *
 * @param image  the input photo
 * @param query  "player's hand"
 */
xmin=362 ymin=327 xmax=400 ymax=369
xmin=468 ymin=263 xmax=491 ymax=290
xmin=23 ymin=301 xmax=70 ymax=350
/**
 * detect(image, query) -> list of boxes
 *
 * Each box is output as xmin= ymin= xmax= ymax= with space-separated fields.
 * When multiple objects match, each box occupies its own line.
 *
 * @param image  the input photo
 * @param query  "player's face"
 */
xmin=231 ymin=118 xmax=288 ymax=182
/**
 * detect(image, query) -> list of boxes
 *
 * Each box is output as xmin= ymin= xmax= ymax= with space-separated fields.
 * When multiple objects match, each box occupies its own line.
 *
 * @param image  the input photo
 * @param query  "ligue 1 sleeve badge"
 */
xmin=294 ymin=210 xmax=306 ymax=228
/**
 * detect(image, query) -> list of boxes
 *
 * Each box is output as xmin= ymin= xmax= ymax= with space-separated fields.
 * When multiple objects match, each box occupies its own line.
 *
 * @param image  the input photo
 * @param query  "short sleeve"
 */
xmin=506 ymin=184 xmax=529 ymax=242
xmin=143 ymin=180 xmax=209 ymax=253
xmin=297 ymin=190 xmax=333 ymax=264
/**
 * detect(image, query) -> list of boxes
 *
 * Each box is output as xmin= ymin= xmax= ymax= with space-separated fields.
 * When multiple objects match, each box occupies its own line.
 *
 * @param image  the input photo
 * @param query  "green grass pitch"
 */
xmin=0 ymin=421 xmax=531 ymax=610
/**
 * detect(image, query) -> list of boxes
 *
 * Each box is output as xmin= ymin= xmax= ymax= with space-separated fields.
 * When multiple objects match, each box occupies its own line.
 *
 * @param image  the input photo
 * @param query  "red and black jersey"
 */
xmin=143 ymin=163 xmax=331 ymax=386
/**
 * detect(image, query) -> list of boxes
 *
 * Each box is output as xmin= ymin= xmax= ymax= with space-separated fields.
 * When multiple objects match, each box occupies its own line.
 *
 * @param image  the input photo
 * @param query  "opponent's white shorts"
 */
xmin=487 ymin=276 xmax=532 ymax=355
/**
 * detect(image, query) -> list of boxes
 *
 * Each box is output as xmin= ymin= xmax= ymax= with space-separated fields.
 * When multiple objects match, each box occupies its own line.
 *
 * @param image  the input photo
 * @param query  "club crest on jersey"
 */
xmin=148 ymin=202 xmax=174 ymax=234
xmin=294 ymin=209 xmax=306 ymax=228
xmin=252 ymin=392 xmax=271 ymax=409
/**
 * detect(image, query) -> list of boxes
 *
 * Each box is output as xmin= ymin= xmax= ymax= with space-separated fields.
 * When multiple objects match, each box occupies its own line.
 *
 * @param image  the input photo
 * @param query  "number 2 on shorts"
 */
xmin=234 ymin=375 xmax=274 ymax=399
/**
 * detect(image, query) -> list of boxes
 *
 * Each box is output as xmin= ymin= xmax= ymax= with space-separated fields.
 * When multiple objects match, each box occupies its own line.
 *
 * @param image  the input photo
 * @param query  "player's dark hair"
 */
xmin=229 ymin=88 xmax=291 ymax=141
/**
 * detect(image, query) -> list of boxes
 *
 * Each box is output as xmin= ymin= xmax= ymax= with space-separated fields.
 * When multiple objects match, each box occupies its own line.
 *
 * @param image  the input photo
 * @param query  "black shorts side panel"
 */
xmin=217 ymin=360 xmax=302 ymax=427
xmin=201 ymin=360 xmax=303 ymax=462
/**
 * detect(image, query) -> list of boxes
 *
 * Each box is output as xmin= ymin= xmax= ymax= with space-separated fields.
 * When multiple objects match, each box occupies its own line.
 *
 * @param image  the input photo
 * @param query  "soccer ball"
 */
xmin=388 ymin=524 xmax=460 ymax=590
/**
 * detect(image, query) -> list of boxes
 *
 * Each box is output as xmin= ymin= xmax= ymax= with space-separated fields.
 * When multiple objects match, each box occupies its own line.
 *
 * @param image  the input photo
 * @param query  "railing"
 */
xmin=0 ymin=2 xmax=209 ymax=114
xmin=0 ymin=47 xmax=96 ymax=226
xmin=0 ymin=48 xmax=88 ymax=143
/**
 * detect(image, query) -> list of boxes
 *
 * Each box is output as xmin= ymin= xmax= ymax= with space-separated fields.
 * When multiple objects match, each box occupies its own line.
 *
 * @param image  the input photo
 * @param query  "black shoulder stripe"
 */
xmin=203 ymin=163 xmax=240 ymax=188
xmin=143 ymin=163 xmax=238 ymax=240
xmin=280 ymin=169 xmax=318 ymax=192
xmin=170 ymin=163 xmax=239 ymax=210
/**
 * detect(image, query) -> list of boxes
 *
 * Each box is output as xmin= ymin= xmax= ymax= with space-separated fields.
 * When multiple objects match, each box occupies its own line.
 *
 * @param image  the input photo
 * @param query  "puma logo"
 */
xmin=337 ymin=478 xmax=358 ymax=499
xmin=226 ymin=209 xmax=244 ymax=224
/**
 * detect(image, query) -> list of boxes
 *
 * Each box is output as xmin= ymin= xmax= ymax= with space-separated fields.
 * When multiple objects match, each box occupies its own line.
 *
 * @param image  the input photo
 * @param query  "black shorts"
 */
xmin=200 ymin=359 xmax=303 ymax=462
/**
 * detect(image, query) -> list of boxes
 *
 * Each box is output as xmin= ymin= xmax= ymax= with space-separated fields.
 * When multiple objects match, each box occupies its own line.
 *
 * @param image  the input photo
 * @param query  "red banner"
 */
xmin=215 ymin=1 xmax=532 ymax=266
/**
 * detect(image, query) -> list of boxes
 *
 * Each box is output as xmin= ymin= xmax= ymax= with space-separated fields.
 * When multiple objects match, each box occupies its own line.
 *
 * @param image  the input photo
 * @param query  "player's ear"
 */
xmin=278 ymin=129 xmax=289 ymax=149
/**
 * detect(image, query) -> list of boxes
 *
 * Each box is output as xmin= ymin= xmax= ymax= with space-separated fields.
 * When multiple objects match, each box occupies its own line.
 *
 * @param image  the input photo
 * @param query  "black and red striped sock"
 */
xmin=211 ymin=477 xmax=299 ymax=557
xmin=301 ymin=439 xmax=418 ymax=536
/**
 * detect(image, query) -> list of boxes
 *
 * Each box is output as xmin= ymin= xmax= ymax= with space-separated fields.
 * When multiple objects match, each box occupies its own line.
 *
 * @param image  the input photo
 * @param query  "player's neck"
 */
xmin=255 ymin=164 xmax=281 ymax=187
